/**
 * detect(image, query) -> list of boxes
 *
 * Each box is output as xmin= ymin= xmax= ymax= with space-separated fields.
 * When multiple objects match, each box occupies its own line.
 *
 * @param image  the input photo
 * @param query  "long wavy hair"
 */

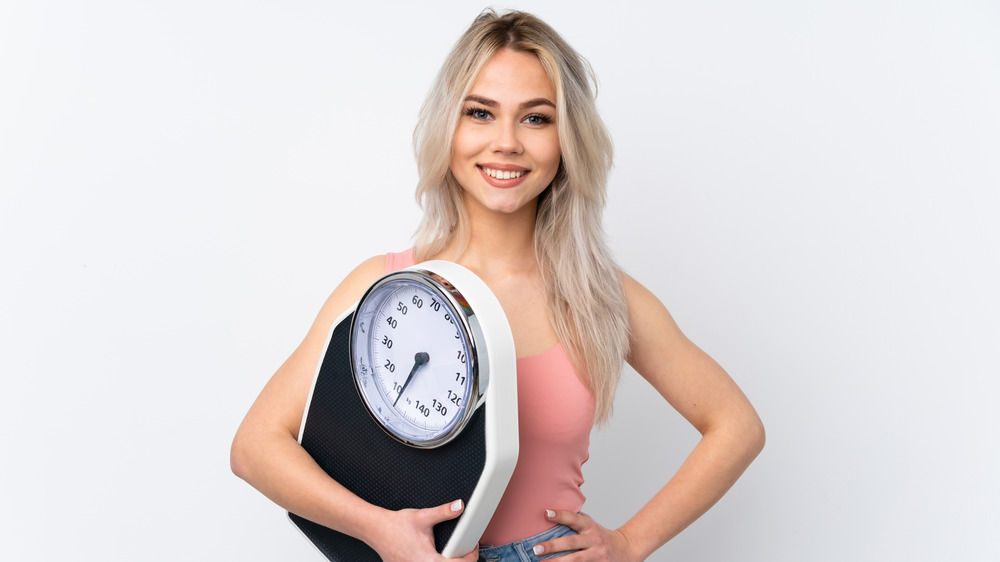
xmin=412 ymin=9 xmax=629 ymax=424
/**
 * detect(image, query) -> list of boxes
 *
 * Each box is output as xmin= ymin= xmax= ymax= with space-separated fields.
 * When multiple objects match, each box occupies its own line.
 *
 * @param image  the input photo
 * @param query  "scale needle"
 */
xmin=394 ymin=351 xmax=430 ymax=407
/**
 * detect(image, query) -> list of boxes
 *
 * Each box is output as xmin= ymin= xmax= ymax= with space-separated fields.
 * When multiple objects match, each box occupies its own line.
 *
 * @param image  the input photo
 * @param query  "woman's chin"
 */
xmin=485 ymin=198 xmax=537 ymax=217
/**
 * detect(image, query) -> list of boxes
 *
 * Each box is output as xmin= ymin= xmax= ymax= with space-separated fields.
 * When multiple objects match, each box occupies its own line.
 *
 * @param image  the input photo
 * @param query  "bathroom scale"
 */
xmin=289 ymin=260 xmax=519 ymax=560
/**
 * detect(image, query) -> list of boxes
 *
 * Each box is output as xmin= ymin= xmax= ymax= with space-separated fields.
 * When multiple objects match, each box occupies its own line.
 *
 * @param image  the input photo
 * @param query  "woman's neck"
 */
xmin=434 ymin=198 xmax=539 ymax=278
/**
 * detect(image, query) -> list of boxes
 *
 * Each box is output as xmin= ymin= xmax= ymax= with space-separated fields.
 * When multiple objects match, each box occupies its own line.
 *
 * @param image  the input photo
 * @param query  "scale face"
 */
xmin=350 ymin=270 xmax=482 ymax=448
xmin=289 ymin=260 xmax=519 ymax=561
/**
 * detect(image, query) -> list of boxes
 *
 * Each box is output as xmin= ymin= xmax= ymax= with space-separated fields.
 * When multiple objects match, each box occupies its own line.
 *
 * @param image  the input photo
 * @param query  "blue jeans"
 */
xmin=478 ymin=524 xmax=577 ymax=561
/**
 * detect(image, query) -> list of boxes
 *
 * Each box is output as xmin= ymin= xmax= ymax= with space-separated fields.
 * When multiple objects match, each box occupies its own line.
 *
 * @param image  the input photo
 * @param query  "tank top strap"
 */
xmin=384 ymin=248 xmax=415 ymax=273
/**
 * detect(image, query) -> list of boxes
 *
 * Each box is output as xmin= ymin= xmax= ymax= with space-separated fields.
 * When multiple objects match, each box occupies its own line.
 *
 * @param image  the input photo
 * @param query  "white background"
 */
xmin=2 ymin=1 xmax=997 ymax=560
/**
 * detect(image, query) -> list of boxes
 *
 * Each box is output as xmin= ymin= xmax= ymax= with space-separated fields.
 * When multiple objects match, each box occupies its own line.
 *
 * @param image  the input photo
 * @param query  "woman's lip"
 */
xmin=477 ymin=165 xmax=530 ymax=188
xmin=479 ymin=162 xmax=529 ymax=172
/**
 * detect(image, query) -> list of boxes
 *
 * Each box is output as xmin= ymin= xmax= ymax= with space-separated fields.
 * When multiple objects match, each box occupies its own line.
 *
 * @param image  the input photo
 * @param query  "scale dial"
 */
xmin=350 ymin=269 xmax=482 ymax=448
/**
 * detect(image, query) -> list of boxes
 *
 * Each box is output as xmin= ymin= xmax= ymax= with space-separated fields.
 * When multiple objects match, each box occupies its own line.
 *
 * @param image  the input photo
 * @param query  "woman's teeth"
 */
xmin=482 ymin=167 xmax=525 ymax=180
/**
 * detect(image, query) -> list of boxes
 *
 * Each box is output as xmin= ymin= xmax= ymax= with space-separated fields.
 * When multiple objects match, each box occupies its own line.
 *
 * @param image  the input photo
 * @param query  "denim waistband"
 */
xmin=478 ymin=524 xmax=577 ymax=561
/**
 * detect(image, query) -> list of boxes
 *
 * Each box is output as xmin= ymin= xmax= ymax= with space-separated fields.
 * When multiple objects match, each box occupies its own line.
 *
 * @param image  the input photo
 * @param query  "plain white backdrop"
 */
xmin=2 ymin=1 xmax=997 ymax=560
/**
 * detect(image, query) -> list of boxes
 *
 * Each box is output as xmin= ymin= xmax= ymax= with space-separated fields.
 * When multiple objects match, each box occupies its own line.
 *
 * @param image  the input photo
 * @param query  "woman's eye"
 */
xmin=465 ymin=107 xmax=491 ymax=120
xmin=524 ymin=114 xmax=552 ymax=125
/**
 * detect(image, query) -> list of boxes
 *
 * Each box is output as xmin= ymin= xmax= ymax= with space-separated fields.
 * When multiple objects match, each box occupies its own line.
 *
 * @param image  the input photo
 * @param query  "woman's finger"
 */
xmin=544 ymin=508 xmax=592 ymax=531
xmin=533 ymin=533 xmax=585 ymax=557
xmin=529 ymin=510 xmax=589 ymax=556
xmin=418 ymin=499 xmax=466 ymax=527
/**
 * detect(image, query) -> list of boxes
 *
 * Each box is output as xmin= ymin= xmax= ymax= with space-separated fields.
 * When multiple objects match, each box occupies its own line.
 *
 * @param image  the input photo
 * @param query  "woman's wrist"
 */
xmin=615 ymin=525 xmax=651 ymax=561
xmin=349 ymin=503 xmax=392 ymax=550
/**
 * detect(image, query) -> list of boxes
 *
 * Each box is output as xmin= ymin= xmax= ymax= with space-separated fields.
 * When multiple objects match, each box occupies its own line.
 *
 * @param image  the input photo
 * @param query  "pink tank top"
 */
xmin=384 ymin=249 xmax=595 ymax=545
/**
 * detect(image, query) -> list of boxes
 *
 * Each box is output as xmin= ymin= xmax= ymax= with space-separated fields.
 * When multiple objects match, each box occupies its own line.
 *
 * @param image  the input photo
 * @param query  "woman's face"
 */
xmin=450 ymin=48 xmax=561 ymax=219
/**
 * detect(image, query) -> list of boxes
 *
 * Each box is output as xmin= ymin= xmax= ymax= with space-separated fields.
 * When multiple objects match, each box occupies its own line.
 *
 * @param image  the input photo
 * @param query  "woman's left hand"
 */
xmin=532 ymin=510 xmax=640 ymax=561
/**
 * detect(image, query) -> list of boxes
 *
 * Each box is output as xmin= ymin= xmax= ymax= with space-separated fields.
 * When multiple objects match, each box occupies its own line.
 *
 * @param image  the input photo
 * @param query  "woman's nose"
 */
xmin=491 ymin=121 xmax=523 ymax=154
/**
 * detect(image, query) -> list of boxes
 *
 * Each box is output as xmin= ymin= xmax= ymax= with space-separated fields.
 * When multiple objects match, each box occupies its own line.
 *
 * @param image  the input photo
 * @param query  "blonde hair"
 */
xmin=412 ymin=9 xmax=629 ymax=424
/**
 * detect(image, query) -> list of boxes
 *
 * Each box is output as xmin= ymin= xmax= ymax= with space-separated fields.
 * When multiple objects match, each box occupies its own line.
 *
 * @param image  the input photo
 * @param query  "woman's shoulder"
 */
xmin=349 ymin=254 xmax=390 ymax=283
xmin=618 ymin=270 xmax=670 ymax=310
xmin=618 ymin=270 xmax=651 ymax=308
xmin=617 ymin=270 xmax=683 ymax=350
xmin=333 ymin=248 xmax=412 ymax=304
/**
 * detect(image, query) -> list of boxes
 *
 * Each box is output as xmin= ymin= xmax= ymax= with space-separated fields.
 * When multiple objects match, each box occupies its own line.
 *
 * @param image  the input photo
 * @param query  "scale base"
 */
xmin=290 ymin=310 xmax=488 ymax=560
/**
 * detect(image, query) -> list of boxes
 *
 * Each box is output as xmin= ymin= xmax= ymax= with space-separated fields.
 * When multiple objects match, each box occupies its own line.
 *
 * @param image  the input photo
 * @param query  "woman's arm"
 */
xmin=230 ymin=256 xmax=478 ymax=562
xmin=537 ymin=273 xmax=765 ymax=561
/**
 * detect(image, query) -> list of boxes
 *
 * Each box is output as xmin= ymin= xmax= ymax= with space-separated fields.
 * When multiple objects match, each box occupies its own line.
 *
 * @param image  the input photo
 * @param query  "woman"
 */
xmin=231 ymin=9 xmax=764 ymax=561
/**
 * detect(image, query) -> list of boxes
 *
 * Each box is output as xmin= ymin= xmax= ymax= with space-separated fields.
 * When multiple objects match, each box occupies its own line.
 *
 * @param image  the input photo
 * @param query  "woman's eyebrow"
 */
xmin=519 ymin=98 xmax=556 ymax=110
xmin=464 ymin=95 xmax=556 ymax=110
xmin=464 ymin=95 xmax=498 ymax=107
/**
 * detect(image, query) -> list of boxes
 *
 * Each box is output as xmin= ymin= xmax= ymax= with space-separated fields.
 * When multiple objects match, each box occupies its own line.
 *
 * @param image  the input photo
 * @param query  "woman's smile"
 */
xmin=478 ymin=163 xmax=530 ymax=187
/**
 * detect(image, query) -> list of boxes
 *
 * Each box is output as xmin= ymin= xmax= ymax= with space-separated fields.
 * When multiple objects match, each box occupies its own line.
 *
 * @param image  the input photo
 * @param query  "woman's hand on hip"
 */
xmin=531 ymin=509 xmax=641 ymax=561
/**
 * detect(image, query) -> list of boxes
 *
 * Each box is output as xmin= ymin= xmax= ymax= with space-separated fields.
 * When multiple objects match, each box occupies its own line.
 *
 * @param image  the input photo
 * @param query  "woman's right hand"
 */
xmin=368 ymin=500 xmax=480 ymax=562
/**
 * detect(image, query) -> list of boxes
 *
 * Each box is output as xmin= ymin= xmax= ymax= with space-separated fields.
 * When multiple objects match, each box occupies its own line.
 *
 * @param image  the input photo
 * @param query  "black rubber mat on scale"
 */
xmin=290 ymin=311 xmax=488 ymax=561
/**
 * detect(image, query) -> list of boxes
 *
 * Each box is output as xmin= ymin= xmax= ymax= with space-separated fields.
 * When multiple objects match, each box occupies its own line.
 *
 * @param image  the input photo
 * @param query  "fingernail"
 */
xmin=533 ymin=545 xmax=544 ymax=555
xmin=546 ymin=509 xmax=556 ymax=518
xmin=451 ymin=499 xmax=463 ymax=512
